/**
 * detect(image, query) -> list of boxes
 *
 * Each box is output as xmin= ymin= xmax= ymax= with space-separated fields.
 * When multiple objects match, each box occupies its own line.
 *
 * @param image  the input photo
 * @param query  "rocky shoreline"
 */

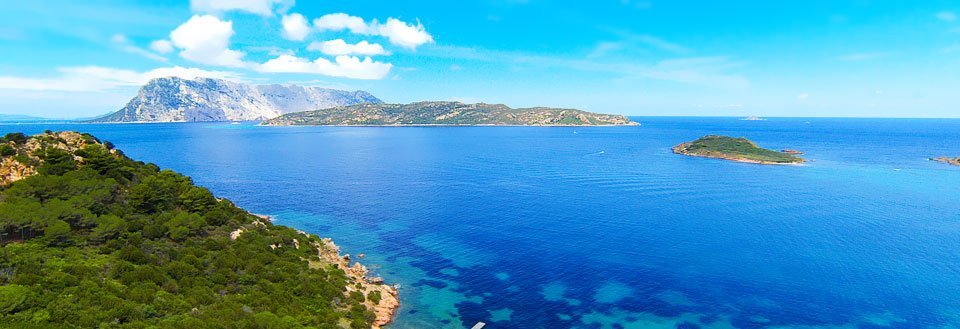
xmin=672 ymin=143 xmax=805 ymax=165
xmin=230 ymin=221 xmax=400 ymax=328
xmin=314 ymin=238 xmax=400 ymax=328
xmin=932 ymin=157 xmax=960 ymax=166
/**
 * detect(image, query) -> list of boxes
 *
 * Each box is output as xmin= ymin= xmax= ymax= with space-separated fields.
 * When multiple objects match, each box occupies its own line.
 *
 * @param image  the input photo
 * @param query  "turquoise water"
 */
xmin=3 ymin=117 xmax=960 ymax=328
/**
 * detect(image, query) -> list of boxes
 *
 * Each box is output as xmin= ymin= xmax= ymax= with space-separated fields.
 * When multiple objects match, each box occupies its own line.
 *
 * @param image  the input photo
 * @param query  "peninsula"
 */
xmin=0 ymin=132 xmax=397 ymax=328
xmin=262 ymin=101 xmax=637 ymax=126
xmin=673 ymin=135 xmax=805 ymax=165
xmin=932 ymin=157 xmax=960 ymax=166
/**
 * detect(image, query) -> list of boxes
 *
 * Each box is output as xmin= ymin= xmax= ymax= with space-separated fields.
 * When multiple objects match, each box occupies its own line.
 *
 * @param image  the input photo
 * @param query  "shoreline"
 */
xmin=672 ymin=143 xmax=806 ymax=166
xmin=75 ymin=121 xmax=640 ymax=127
xmin=262 ymin=123 xmax=639 ymax=127
xmin=231 ymin=216 xmax=400 ymax=328
xmin=313 ymin=237 xmax=400 ymax=328
xmin=932 ymin=157 xmax=960 ymax=166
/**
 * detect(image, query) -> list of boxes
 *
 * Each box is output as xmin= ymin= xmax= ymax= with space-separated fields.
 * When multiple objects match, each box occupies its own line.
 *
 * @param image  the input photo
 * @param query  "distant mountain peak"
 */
xmin=91 ymin=77 xmax=382 ymax=123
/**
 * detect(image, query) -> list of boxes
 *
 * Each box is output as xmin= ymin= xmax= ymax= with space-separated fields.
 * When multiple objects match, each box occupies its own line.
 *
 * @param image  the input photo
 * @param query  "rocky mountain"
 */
xmin=91 ymin=77 xmax=382 ymax=122
xmin=262 ymin=101 xmax=637 ymax=126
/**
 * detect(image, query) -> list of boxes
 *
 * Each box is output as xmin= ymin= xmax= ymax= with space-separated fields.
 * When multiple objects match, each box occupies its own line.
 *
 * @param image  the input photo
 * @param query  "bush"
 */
xmin=2 ymin=132 xmax=27 ymax=144
xmin=0 ymin=285 xmax=30 ymax=314
xmin=0 ymin=144 xmax=14 ymax=157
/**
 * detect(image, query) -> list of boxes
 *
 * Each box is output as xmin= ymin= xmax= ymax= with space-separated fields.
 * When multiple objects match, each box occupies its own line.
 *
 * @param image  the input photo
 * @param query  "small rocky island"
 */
xmin=262 ymin=101 xmax=637 ymax=126
xmin=673 ymin=135 xmax=805 ymax=165
xmin=932 ymin=157 xmax=960 ymax=166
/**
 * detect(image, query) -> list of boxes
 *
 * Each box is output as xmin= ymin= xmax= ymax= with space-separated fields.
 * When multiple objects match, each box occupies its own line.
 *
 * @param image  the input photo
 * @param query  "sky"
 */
xmin=1 ymin=0 xmax=959 ymax=118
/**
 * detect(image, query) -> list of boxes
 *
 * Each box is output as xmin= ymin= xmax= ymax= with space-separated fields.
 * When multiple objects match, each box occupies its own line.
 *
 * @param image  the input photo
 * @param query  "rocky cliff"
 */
xmin=91 ymin=77 xmax=382 ymax=122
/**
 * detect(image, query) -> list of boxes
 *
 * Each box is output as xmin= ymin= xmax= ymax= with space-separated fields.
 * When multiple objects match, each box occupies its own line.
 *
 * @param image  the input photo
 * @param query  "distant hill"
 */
xmin=90 ymin=77 xmax=382 ymax=123
xmin=0 ymin=114 xmax=59 ymax=123
xmin=262 ymin=101 xmax=637 ymax=126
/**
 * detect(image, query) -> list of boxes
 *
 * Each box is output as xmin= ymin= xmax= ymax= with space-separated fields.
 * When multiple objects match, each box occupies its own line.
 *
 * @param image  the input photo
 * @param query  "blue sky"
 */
xmin=1 ymin=0 xmax=959 ymax=118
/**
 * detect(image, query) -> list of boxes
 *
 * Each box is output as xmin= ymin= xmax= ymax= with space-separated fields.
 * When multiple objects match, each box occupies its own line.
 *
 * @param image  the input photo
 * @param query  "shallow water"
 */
xmin=4 ymin=117 xmax=960 ymax=328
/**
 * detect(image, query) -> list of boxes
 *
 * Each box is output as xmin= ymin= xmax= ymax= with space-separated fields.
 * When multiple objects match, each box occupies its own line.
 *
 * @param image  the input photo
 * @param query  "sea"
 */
xmin=3 ymin=117 xmax=960 ymax=329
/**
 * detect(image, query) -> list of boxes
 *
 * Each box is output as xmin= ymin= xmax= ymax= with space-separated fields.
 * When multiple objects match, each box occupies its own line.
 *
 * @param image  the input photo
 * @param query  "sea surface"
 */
xmin=3 ymin=117 xmax=960 ymax=329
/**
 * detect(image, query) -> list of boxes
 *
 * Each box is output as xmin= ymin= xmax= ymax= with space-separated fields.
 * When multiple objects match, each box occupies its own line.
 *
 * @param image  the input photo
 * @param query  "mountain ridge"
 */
xmin=91 ymin=77 xmax=382 ymax=123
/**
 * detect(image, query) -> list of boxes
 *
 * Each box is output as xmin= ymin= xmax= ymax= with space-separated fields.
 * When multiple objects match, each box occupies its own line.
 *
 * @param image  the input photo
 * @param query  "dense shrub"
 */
xmin=0 ymin=132 xmax=371 ymax=328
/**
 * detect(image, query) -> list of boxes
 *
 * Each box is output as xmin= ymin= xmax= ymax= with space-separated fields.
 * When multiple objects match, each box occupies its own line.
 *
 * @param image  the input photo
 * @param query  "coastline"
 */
xmin=80 ymin=121 xmax=640 ymax=127
xmin=932 ymin=157 xmax=960 ymax=166
xmin=672 ymin=143 xmax=806 ymax=166
xmin=230 ymin=217 xmax=400 ymax=328
xmin=260 ymin=122 xmax=640 ymax=127
xmin=313 ymin=237 xmax=400 ymax=328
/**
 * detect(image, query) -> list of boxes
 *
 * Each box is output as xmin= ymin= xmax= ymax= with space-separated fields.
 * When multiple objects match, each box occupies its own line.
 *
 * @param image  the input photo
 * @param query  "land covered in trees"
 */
xmin=0 ymin=131 xmax=396 ymax=328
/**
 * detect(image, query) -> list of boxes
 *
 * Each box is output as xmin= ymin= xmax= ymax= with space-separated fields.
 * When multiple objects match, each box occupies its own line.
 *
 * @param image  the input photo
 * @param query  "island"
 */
xmin=261 ymin=101 xmax=637 ymax=126
xmin=932 ymin=157 xmax=960 ymax=166
xmin=0 ymin=132 xmax=397 ymax=328
xmin=673 ymin=135 xmax=805 ymax=165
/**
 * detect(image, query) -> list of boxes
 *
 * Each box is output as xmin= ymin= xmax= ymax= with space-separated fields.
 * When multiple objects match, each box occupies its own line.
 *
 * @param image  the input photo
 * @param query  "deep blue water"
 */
xmin=3 ymin=117 xmax=960 ymax=328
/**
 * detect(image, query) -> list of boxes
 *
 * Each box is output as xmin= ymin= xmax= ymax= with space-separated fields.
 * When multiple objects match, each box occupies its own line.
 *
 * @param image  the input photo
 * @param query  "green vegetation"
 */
xmin=673 ymin=135 xmax=804 ymax=164
xmin=263 ymin=101 xmax=637 ymax=126
xmin=0 ymin=132 xmax=376 ymax=328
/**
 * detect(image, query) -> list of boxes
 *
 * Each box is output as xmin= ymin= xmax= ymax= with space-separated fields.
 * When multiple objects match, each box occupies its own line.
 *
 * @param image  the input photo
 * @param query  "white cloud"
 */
xmin=307 ymin=39 xmax=387 ymax=56
xmin=110 ymin=34 xmax=168 ymax=62
xmin=314 ymin=13 xmax=369 ymax=33
xmin=0 ymin=66 xmax=242 ymax=92
xmin=449 ymin=64 xmax=462 ymax=71
xmin=150 ymin=40 xmax=174 ymax=54
xmin=281 ymin=13 xmax=310 ymax=41
xmin=313 ymin=13 xmax=433 ymax=49
xmin=798 ymin=93 xmax=810 ymax=100
xmin=257 ymin=55 xmax=392 ymax=79
xmin=190 ymin=0 xmax=288 ymax=16
xmin=169 ymin=15 xmax=247 ymax=68
xmin=937 ymin=11 xmax=957 ymax=22
xmin=375 ymin=18 xmax=433 ymax=50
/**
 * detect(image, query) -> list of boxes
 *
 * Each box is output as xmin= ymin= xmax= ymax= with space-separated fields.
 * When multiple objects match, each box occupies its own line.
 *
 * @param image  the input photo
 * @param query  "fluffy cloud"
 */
xmin=375 ymin=18 xmax=433 ymax=49
xmin=149 ymin=40 xmax=174 ymax=54
xmin=0 ymin=66 xmax=242 ymax=92
xmin=190 ymin=0 xmax=289 ymax=16
xmin=141 ymin=12 xmax=403 ymax=80
xmin=313 ymin=13 xmax=433 ymax=49
xmin=281 ymin=13 xmax=311 ymax=41
xmin=169 ymin=15 xmax=247 ymax=68
xmin=307 ymin=39 xmax=386 ymax=56
xmin=257 ymin=55 xmax=392 ymax=79
xmin=313 ymin=13 xmax=369 ymax=33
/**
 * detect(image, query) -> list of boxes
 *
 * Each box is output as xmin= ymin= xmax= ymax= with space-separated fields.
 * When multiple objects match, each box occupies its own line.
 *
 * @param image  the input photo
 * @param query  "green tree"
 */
xmin=43 ymin=220 xmax=71 ymax=245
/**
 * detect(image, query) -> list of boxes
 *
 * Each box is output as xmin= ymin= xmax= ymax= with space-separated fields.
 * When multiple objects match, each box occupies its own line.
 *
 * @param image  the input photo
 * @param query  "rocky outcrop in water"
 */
xmin=932 ymin=157 xmax=960 ymax=166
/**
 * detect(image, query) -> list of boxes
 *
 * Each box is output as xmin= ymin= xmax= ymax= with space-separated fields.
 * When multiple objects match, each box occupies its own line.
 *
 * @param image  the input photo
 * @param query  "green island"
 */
xmin=932 ymin=157 xmax=960 ymax=166
xmin=0 ymin=131 xmax=397 ymax=328
xmin=262 ymin=101 xmax=637 ymax=126
xmin=672 ymin=135 xmax=805 ymax=165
